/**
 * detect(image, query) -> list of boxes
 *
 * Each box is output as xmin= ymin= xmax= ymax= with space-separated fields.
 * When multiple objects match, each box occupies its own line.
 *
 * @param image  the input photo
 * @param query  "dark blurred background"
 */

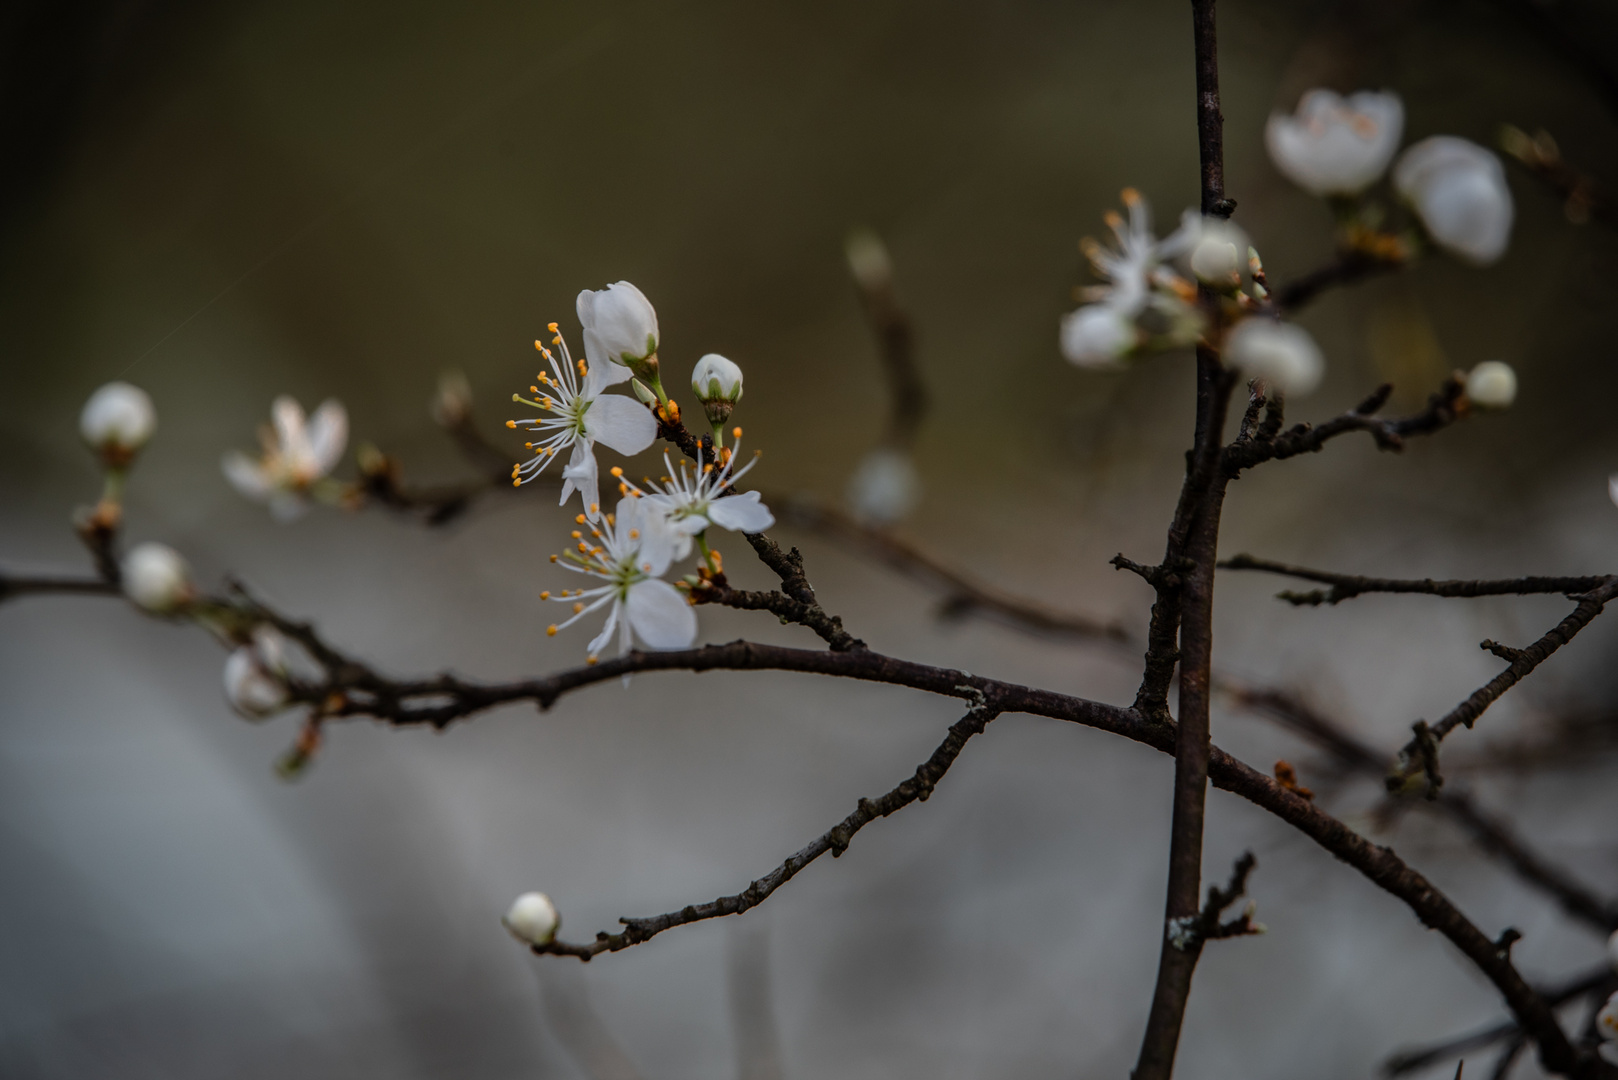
xmin=4 ymin=1 xmax=1618 ymax=1077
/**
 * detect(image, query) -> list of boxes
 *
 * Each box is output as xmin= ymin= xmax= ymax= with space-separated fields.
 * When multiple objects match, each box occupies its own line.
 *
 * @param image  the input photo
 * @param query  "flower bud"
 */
xmin=845 ymin=229 xmax=893 ymax=291
xmin=1224 ymin=318 xmax=1326 ymax=397
xmin=122 ymin=542 xmax=195 ymax=613
xmin=223 ymin=627 xmax=292 ymax=719
xmin=1464 ymin=361 xmax=1517 ymax=410
xmin=691 ymin=353 xmax=743 ymax=427
xmin=1265 ymin=89 xmax=1404 ymax=197
xmin=630 ymin=378 xmax=658 ymax=405
xmin=431 ymin=370 xmax=473 ymax=428
xmin=847 ymin=447 xmax=920 ymax=525
xmin=577 ymin=281 xmax=660 ymax=384
xmin=1394 ymin=136 xmax=1514 ymax=266
xmin=1185 ymin=217 xmax=1250 ymax=288
xmin=80 ymin=381 xmax=156 ymax=466
xmin=1060 ymin=304 xmax=1137 ymax=370
xmin=503 ymin=891 xmax=560 ymax=946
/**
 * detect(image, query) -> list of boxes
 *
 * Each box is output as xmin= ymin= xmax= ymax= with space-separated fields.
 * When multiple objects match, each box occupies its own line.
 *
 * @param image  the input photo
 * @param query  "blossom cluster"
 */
xmin=1060 ymin=86 xmax=1520 ymax=407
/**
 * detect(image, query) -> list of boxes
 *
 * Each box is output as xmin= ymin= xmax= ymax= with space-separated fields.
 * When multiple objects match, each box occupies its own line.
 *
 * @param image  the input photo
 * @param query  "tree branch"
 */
xmin=1221 ymin=377 xmax=1465 ymax=475
xmin=1219 ymin=555 xmax=1613 ymax=606
xmin=1271 ymin=248 xmax=1405 ymax=312
xmin=0 ymin=569 xmax=119 ymax=605
xmin=529 ymin=703 xmax=998 ymax=960
xmin=692 ymin=580 xmax=864 ymax=652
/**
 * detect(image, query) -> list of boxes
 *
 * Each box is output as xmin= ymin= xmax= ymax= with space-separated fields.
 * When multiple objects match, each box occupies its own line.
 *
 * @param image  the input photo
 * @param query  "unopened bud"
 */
xmin=223 ymin=627 xmax=292 ymax=719
xmin=1224 ymin=318 xmax=1326 ymax=397
xmin=1464 ymin=361 xmax=1516 ymax=410
xmin=431 ymin=370 xmax=473 ymax=427
xmin=1060 ymin=304 xmax=1137 ymax=370
xmin=577 ymin=281 xmax=659 ymax=383
xmin=691 ymin=353 xmax=743 ymax=427
xmin=80 ymin=381 xmax=156 ymax=466
xmin=1185 ymin=217 xmax=1249 ymax=288
xmin=122 ymin=542 xmax=195 ymax=613
xmin=845 ymin=229 xmax=893 ymax=291
xmin=503 ymin=892 xmax=560 ymax=946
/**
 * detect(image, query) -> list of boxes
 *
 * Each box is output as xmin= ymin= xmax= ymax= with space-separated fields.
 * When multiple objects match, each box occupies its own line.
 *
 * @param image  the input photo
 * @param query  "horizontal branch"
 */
xmin=531 ymin=703 xmax=998 ymax=960
xmin=1221 ymin=378 xmax=1464 ymax=475
xmin=0 ymin=570 xmax=119 ymax=604
xmin=1220 ymin=555 xmax=1614 ymax=606
xmin=694 ymin=581 xmax=864 ymax=652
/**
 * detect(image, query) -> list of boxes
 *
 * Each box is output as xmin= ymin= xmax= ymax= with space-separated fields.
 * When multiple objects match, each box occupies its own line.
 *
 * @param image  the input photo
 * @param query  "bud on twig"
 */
xmin=1463 ymin=361 xmax=1516 ymax=410
xmin=503 ymin=892 xmax=560 ymax=946
xmin=80 ymin=381 xmax=156 ymax=469
xmin=691 ymin=353 xmax=743 ymax=437
xmin=121 ymin=542 xmax=195 ymax=613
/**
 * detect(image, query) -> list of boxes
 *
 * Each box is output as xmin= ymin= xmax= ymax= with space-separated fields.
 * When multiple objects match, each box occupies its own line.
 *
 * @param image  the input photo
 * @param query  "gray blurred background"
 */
xmin=3 ymin=1 xmax=1618 ymax=1077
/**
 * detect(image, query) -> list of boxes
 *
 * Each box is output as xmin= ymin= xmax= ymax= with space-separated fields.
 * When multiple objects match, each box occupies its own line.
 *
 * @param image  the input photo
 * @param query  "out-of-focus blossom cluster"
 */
xmin=223 ymin=396 xmax=349 ymax=521
xmin=1267 ymin=88 xmax=1514 ymax=266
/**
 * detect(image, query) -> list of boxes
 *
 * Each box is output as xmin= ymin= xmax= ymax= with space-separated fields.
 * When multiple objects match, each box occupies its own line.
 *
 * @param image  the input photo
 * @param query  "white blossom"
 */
xmin=577 ymin=281 xmax=659 ymax=377
xmin=1394 ymin=136 xmax=1514 ymax=266
xmin=1465 ymin=361 xmax=1517 ymax=410
xmin=223 ymin=396 xmax=348 ymax=522
xmin=1080 ymin=188 xmax=1172 ymax=316
xmin=845 ymin=229 xmax=894 ymax=291
xmin=80 ymin=381 xmax=156 ymax=461
xmin=847 ymin=447 xmax=921 ymax=525
xmin=1599 ymin=991 xmax=1618 ymax=1064
xmin=503 ymin=892 xmax=560 ymax=946
xmin=223 ymin=627 xmax=292 ymax=719
xmin=546 ymin=494 xmax=696 ymax=662
xmin=509 ymin=322 xmax=657 ymax=520
xmin=1224 ymin=318 xmax=1326 ymax=397
xmin=1265 ymin=89 xmax=1404 ymax=197
xmin=617 ymin=440 xmax=774 ymax=560
xmin=122 ymin=542 xmax=194 ymax=613
xmin=1061 ymin=303 xmax=1138 ymax=370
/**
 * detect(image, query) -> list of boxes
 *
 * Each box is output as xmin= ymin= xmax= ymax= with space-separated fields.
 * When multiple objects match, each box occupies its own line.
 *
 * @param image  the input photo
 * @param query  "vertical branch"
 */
xmin=1133 ymin=2 xmax=1235 ymax=1076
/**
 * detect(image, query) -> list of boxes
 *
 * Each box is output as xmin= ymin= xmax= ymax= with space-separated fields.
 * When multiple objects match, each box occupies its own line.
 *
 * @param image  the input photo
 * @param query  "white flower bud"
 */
xmin=121 ymin=542 xmax=194 ymax=613
xmin=1265 ymin=89 xmax=1404 ymax=197
xmin=1224 ymin=318 xmax=1326 ymax=397
xmin=431 ymin=370 xmax=473 ymax=427
xmin=1060 ymin=304 xmax=1137 ymax=370
xmin=577 ymin=281 xmax=659 ymax=380
xmin=845 ymin=229 xmax=893 ymax=291
xmin=847 ymin=448 xmax=921 ymax=526
xmin=223 ymin=627 xmax=291 ymax=719
xmin=80 ymin=381 xmax=156 ymax=461
xmin=1185 ymin=217 xmax=1250 ymax=287
xmin=1394 ymin=137 xmax=1514 ymax=266
xmin=1464 ymin=361 xmax=1517 ymax=410
xmin=503 ymin=891 xmax=560 ymax=946
xmin=691 ymin=354 xmax=743 ymax=404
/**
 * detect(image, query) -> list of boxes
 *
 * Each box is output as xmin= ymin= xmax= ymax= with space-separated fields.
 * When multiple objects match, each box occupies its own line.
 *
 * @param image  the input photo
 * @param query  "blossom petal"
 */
xmin=625 ymin=578 xmax=697 ymax=650
xmin=305 ymin=400 xmax=348 ymax=474
xmin=618 ymin=495 xmax=677 ymax=576
xmin=587 ymin=599 xmax=619 ymax=658
xmin=561 ymin=440 xmax=601 ymax=519
xmin=581 ymin=326 xmax=608 ymax=372
xmin=707 ymin=491 xmax=775 ymax=534
xmin=575 ymin=289 xmax=597 ymax=331
xmin=222 ymin=452 xmax=270 ymax=500
xmin=584 ymin=393 xmax=657 ymax=456
xmin=271 ymin=396 xmax=309 ymax=459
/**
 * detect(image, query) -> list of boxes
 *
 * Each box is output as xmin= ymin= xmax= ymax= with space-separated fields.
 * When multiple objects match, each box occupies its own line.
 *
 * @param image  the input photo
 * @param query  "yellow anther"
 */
xmin=1103 ymin=210 xmax=1123 ymax=230
xmin=703 ymin=463 xmax=714 ymax=473
xmin=506 ymin=420 xmax=517 ymax=428
xmin=618 ymin=483 xmax=628 ymax=496
xmin=540 ymin=591 xmax=551 ymax=599
xmin=629 ymin=529 xmax=639 ymax=539
xmin=512 ymin=479 xmax=521 ymax=487
xmin=546 ymin=624 xmax=558 ymax=636
xmin=549 ymin=554 xmax=558 ymax=563
xmin=590 ymin=529 xmax=601 ymax=538
xmin=547 ymin=322 xmax=559 ymax=333
xmin=732 ymin=426 xmax=742 ymax=438
xmin=571 ymin=530 xmax=582 ymax=539
xmin=591 ymin=503 xmax=600 ymax=514
xmin=531 ymin=385 xmax=540 ymax=393
xmin=577 ymin=542 xmax=589 ymax=553
xmin=534 ymin=340 xmax=544 ymax=351
xmin=572 ymin=602 xmax=584 ymax=614
xmin=586 ymin=655 xmax=598 ymax=666
xmin=575 ymin=514 xmax=587 ymax=524
xmin=1121 ymin=186 xmax=1140 ymax=205
xmin=610 ymin=466 xmax=623 ymax=477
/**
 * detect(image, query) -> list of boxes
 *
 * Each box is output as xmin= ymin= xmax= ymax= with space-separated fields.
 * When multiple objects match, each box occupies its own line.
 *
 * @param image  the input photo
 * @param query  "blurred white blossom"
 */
xmin=223 ymin=627 xmax=292 ymax=719
xmin=509 ymin=323 xmax=656 ymax=520
xmin=430 ymin=369 xmax=473 ymax=427
xmin=223 ymin=396 xmax=348 ymax=522
xmin=577 ymin=281 xmax=659 ymax=386
xmin=845 ymin=229 xmax=894 ymax=291
xmin=80 ymin=381 xmax=156 ymax=463
xmin=1394 ymin=136 xmax=1514 ymax=265
xmin=1265 ymin=89 xmax=1404 ymax=196
xmin=546 ymin=495 xmax=695 ymax=661
xmin=1061 ymin=304 xmax=1137 ymax=369
xmin=1224 ymin=318 xmax=1325 ymax=396
xmin=1178 ymin=212 xmax=1251 ymax=288
xmin=1599 ymin=991 xmax=1618 ymax=1064
xmin=847 ymin=447 xmax=921 ymax=525
xmin=122 ymin=542 xmax=194 ymax=613
xmin=503 ymin=892 xmax=560 ymax=946
xmin=1464 ymin=361 xmax=1517 ymax=410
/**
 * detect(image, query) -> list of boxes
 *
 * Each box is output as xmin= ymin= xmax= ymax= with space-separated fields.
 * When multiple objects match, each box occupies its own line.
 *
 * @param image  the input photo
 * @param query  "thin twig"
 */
xmin=529 ymin=704 xmax=999 ymax=959
xmin=1272 ymin=248 xmax=1405 ymax=312
xmin=1222 ymin=377 xmax=1464 ymax=474
xmin=1219 ymin=555 xmax=1613 ymax=606
xmin=0 ymin=570 xmax=119 ymax=604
